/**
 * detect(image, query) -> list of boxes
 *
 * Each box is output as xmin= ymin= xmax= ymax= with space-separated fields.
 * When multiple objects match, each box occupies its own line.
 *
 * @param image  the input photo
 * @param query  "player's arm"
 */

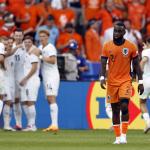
xmin=140 ymin=56 xmax=148 ymax=71
xmin=100 ymin=56 xmax=108 ymax=89
xmin=40 ymin=55 xmax=56 ymax=64
xmin=132 ymin=56 xmax=144 ymax=95
xmin=20 ymin=62 xmax=38 ymax=86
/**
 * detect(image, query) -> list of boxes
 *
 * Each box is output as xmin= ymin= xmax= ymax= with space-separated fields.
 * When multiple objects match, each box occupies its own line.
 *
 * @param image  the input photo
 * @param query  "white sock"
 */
xmin=22 ymin=105 xmax=29 ymax=126
xmin=50 ymin=103 xmax=58 ymax=127
xmin=143 ymin=113 xmax=150 ymax=126
xmin=13 ymin=103 xmax=22 ymax=127
xmin=0 ymin=100 xmax=3 ymax=115
xmin=28 ymin=105 xmax=36 ymax=127
xmin=3 ymin=104 xmax=11 ymax=128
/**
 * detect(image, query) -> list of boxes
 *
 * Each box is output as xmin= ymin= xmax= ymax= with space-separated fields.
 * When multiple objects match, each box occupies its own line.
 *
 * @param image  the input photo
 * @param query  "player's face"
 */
xmin=8 ymin=39 xmax=14 ymax=49
xmin=14 ymin=31 xmax=24 ymax=44
xmin=24 ymin=39 xmax=32 ymax=50
xmin=113 ymin=25 xmax=125 ymax=40
xmin=39 ymin=33 xmax=49 ymax=45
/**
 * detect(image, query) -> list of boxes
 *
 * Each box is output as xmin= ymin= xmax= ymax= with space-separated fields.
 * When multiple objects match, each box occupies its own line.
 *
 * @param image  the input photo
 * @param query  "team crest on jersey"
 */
xmin=122 ymin=48 xmax=129 ymax=56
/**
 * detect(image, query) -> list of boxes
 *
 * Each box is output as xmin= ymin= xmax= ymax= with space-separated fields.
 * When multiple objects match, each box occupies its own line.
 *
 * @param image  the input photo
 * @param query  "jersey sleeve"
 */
xmin=0 ymin=43 xmax=5 ymax=55
xmin=30 ymin=54 xmax=39 ymax=64
xmin=101 ymin=42 xmax=109 ymax=58
xmin=131 ymin=43 xmax=138 ymax=58
xmin=142 ymin=50 xmax=149 ymax=58
xmin=46 ymin=44 xmax=57 ymax=57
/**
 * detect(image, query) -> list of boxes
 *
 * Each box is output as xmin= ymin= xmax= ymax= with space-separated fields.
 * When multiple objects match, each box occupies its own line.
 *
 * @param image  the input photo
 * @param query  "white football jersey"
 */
xmin=39 ymin=43 xmax=59 ymax=79
xmin=23 ymin=52 xmax=40 ymax=80
xmin=142 ymin=49 xmax=150 ymax=78
xmin=0 ymin=42 xmax=5 ymax=69
xmin=13 ymin=43 xmax=25 ymax=80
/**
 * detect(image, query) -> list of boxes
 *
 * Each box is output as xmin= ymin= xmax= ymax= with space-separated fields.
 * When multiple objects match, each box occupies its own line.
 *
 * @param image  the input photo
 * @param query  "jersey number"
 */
xmin=15 ymin=55 xmax=20 ymax=61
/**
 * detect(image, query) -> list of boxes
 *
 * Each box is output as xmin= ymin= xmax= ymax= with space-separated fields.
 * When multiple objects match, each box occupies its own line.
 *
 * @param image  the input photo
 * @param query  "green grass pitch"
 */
xmin=0 ymin=129 xmax=150 ymax=150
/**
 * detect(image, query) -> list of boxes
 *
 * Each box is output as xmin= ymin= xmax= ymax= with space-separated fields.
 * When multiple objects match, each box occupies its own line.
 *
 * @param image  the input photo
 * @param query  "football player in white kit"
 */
xmin=20 ymin=36 xmax=40 ymax=131
xmin=0 ymin=37 xmax=6 ymax=116
xmin=13 ymin=28 xmax=25 ymax=130
xmin=39 ymin=30 xmax=60 ymax=132
xmin=140 ymin=37 xmax=150 ymax=133
xmin=3 ymin=37 xmax=16 ymax=131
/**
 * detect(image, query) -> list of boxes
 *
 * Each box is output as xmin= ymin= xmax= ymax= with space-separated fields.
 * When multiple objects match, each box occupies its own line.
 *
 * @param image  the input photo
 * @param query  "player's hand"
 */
xmin=100 ymin=79 xmax=106 ymax=89
xmin=19 ymin=78 xmax=27 ymax=86
xmin=138 ymin=84 xmax=144 ymax=95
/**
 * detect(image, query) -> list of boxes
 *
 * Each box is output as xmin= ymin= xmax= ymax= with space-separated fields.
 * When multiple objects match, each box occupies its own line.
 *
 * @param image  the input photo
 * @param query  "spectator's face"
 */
xmin=24 ymin=39 xmax=33 ymax=50
xmin=91 ymin=22 xmax=98 ymax=30
xmin=39 ymin=33 xmax=49 ymax=45
xmin=62 ymin=0 xmax=68 ymax=8
xmin=0 ymin=3 xmax=6 ymax=13
xmin=113 ymin=25 xmax=125 ymax=40
xmin=106 ymin=1 xmax=114 ymax=11
xmin=14 ymin=31 xmax=24 ymax=44
xmin=46 ymin=20 xmax=54 ymax=27
xmin=66 ymin=27 xmax=74 ymax=33
xmin=8 ymin=39 xmax=14 ymax=50
xmin=25 ymin=0 xmax=32 ymax=4
xmin=124 ymin=20 xmax=131 ymax=30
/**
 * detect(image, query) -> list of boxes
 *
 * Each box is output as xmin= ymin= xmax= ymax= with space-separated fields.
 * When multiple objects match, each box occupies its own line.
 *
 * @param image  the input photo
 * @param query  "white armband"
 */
xmin=99 ymin=76 xmax=105 ymax=81
xmin=138 ymin=80 xmax=143 ymax=84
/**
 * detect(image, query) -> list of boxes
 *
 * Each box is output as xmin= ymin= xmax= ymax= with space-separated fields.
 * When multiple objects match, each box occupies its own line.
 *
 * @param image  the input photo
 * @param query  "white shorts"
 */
xmin=140 ymin=77 xmax=150 ymax=99
xmin=43 ymin=76 xmax=60 ymax=96
xmin=20 ymin=78 xmax=40 ymax=102
xmin=0 ymin=69 xmax=5 ymax=95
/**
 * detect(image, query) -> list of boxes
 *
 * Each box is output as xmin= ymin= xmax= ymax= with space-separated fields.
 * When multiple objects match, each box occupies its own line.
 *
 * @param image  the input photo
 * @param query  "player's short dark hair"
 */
xmin=114 ymin=21 xmax=126 ymax=29
xmin=146 ymin=36 xmax=150 ymax=44
xmin=14 ymin=28 xmax=24 ymax=34
xmin=23 ymin=35 xmax=33 ymax=42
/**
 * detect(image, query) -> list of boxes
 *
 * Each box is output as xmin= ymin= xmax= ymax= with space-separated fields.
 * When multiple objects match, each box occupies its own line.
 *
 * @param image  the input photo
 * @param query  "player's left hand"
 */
xmin=20 ymin=78 xmax=27 ymax=86
xmin=138 ymin=84 xmax=144 ymax=95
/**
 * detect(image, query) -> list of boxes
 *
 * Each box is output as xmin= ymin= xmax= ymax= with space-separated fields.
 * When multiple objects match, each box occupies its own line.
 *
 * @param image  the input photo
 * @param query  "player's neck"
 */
xmin=113 ymin=38 xmax=125 ymax=46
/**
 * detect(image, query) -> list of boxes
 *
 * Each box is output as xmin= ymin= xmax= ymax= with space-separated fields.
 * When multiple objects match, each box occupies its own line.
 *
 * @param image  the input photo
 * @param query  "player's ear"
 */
xmin=123 ymin=29 xmax=126 ymax=35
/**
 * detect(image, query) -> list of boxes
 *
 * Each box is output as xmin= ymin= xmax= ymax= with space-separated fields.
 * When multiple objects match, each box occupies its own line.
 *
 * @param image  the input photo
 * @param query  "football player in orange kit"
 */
xmin=100 ymin=21 xmax=144 ymax=144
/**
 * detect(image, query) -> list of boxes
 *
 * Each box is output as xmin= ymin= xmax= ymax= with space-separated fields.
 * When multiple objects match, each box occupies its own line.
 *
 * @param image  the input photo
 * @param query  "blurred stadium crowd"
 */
xmin=0 ymin=0 xmax=150 ymax=80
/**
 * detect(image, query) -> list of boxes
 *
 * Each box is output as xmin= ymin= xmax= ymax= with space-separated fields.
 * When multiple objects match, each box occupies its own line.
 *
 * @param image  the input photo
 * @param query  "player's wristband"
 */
xmin=39 ymin=55 xmax=43 ymax=60
xmin=138 ymin=80 xmax=143 ymax=84
xmin=99 ymin=76 xmax=105 ymax=81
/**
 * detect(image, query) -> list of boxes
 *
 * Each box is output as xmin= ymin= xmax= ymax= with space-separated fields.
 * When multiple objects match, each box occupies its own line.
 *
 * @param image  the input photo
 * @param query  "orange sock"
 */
xmin=113 ymin=124 xmax=121 ymax=137
xmin=122 ymin=122 xmax=128 ymax=134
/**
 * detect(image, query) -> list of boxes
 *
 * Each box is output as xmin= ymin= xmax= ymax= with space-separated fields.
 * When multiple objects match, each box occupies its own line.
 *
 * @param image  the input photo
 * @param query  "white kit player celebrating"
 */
xmin=39 ymin=30 xmax=60 ymax=132
xmin=3 ymin=37 xmax=16 ymax=131
xmin=13 ymin=28 xmax=25 ymax=130
xmin=140 ymin=37 xmax=150 ymax=133
xmin=20 ymin=36 xmax=40 ymax=131
xmin=0 ymin=38 xmax=6 ymax=116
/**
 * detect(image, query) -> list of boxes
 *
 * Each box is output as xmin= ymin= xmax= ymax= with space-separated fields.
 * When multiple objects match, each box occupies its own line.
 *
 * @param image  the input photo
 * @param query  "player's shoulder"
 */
xmin=125 ymin=39 xmax=136 ymax=47
xmin=103 ymin=40 xmax=113 ymax=47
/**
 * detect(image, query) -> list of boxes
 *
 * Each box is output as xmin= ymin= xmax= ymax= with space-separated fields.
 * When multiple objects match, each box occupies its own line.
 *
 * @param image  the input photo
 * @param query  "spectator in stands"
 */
xmin=0 ymin=0 xmax=8 ymax=27
xmin=35 ymin=15 xmax=59 ymax=46
xmin=96 ymin=0 xmax=124 ymax=35
xmin=145 ymin=0 xmax=150 ymax=36
xmin=85 ymin=19 xmax=101 ymax=62
xmin=0 ymin=12 xmax=16 ymax=36
xmin=53 ymin=0 xmax=76 ymax=30
xmin=16 ymin=0 xmax=44 ymax=35
xmin=81 ymin=0 xmax=105 ymax=25
xmin=56 ymin=23 xmax=84 ymax=54
xmin=35 ymin=0 xmax=54 ymax=23
xmin=126 ymin=0 xmax=146 ymax=31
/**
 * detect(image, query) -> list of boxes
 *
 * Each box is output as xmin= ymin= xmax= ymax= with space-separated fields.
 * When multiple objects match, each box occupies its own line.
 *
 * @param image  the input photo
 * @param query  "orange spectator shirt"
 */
xmin=80 ymin=0 xmax=105 ymax=20
xmin=96 ymin=9 xmax=113 ymax=35
xmin=101 ymin=40 xmax=138 ymax=86
xmin=127 ymin=3 xmax=146 ymax=30
xmin=85 ymin=28 xmax=101 ymax=62
xmin=56 ymin=32 xmax=83 ymax=53
xmin=53 ymin=9 xmax=75 ymax=28
xmin=7 ymin=0 xmax=25 ymax=17
xmin=35 ymin=2 xmax=54 ymax=22
xmin=18 ymin=5 xmax=39 ymax=30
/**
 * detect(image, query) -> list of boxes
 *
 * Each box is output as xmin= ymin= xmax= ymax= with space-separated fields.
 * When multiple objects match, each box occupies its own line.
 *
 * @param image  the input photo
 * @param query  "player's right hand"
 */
xmin=100 ymin=79 xmax=106 ymax=89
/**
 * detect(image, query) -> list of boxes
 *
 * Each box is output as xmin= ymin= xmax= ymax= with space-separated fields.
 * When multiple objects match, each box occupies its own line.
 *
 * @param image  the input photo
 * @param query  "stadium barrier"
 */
xmin=0 ymin=81 xmax=149 ymax=129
